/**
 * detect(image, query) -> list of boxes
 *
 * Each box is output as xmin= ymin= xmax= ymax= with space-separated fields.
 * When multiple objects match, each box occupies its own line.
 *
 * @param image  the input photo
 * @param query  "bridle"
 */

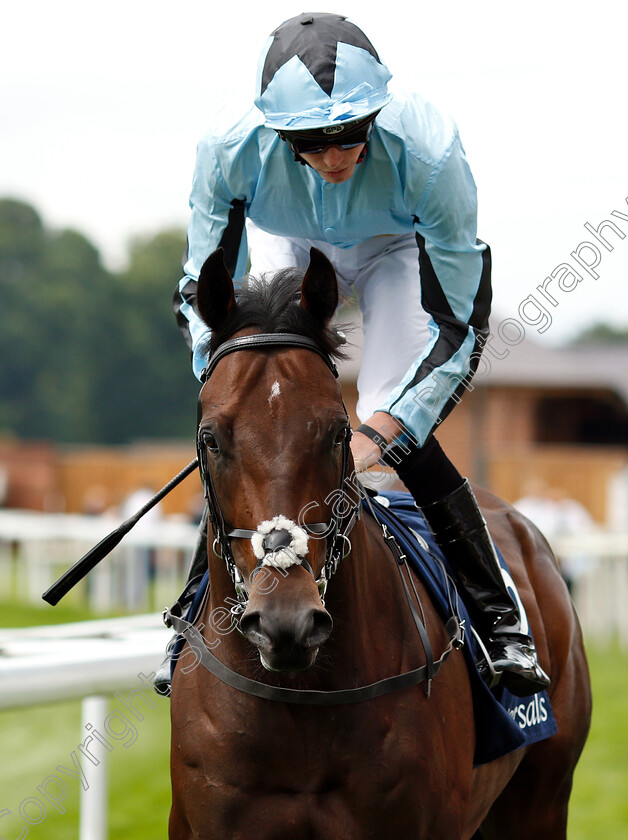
xmin=168 ymin=330 xmax=463 ymax=705
xmin=196 ymin=332 xmax=361 ymax=617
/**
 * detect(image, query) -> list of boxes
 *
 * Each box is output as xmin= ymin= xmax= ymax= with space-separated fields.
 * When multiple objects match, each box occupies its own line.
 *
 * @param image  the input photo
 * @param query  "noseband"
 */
xmin=197 ymin=332 xmax=360 ymax=617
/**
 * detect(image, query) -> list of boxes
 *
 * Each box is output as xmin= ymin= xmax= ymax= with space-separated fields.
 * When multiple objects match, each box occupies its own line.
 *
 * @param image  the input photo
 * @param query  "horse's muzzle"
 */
xmin=240 ymin=604 xmax=333 ymax=672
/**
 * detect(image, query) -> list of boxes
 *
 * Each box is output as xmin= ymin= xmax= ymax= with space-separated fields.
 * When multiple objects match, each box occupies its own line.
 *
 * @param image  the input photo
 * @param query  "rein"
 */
xmin=180 ymin=330 xmax=463 ymax=704
xmin=167 ymin=610 xmax=462 ymax=705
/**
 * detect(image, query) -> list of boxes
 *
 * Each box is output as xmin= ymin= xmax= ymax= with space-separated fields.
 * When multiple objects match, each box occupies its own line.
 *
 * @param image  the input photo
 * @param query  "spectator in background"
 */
xmin=514 ymin=480 xmax=596 ymax=593
xmin=120 ymin=484 xmax=163 ymax=608
xmin=0 ymin=465 xmax=8 ymax=507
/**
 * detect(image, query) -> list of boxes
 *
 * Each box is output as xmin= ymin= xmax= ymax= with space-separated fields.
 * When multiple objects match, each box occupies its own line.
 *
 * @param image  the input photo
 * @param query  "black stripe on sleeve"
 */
xmin=388 ymin=232 xmax=491 ymax=428
xmin=416 ymin=231 xmax=455 ymax=322
xmin=172 ymin=198 xmax=247 ymax=350
xmin=422 ymin=329 xmax=487 ymax=433
xmin=388 ymin=233 xmax=468 ymax=408
xmin=218 ymin=198 xmax=246 ymax=277
xmin=469 ymin=238 xmax=492 ymax=331
xmin=173 ymin=273 xmax=198 ymax=351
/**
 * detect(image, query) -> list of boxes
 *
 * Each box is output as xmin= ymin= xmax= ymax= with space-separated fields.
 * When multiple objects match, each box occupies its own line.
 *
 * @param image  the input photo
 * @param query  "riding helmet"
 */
xmin=254 ymin=12 xmax=392 ymax=131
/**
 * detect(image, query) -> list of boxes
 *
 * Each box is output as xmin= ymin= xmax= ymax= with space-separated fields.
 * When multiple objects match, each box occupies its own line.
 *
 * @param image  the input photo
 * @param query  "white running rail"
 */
xmin=0 ymin=614 xmax=171 ymax=840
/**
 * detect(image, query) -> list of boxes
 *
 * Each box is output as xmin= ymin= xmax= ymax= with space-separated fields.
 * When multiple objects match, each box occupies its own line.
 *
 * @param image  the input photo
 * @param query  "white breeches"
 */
xmin=246 ymin=220 xmax=431 ymax=422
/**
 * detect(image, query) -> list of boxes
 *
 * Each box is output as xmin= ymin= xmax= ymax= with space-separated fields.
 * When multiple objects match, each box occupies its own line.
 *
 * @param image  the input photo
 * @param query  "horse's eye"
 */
xmin=334 ymin=426 xmax=349 ymax=447
xmin=202 ymin=431 xmax=219 ymax=453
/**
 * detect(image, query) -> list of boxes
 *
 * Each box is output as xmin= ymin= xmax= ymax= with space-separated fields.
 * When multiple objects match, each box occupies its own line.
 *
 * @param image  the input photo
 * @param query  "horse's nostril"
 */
xmin=239 ymin=611 xmax=269 ymax=647
xmin=299 ymin=608 xmax=333 ymax=649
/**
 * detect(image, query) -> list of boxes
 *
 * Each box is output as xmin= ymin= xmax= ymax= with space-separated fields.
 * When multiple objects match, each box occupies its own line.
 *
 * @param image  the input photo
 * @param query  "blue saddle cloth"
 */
xmin=368 ymin=491 xmax=557 ymax=765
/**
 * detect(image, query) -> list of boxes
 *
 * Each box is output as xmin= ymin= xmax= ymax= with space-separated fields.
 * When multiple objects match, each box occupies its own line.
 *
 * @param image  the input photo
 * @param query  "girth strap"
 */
xmin=166 ymin=611 xmax=462 ymax=705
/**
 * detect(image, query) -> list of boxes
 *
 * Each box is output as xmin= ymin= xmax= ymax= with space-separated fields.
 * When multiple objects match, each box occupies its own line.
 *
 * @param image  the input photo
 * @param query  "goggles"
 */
xmin=280 ymin=117 xmax=375 ymax=156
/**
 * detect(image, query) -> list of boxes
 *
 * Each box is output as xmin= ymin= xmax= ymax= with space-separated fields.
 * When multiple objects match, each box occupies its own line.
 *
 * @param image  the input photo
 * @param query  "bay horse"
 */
xmin=168 ymin=247 xmax=591 ymax=839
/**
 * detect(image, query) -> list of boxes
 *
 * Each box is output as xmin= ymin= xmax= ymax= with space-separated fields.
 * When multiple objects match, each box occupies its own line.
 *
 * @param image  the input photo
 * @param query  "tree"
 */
xmin=93 ymin=229 xmax=199 ymax=443
xmin=0 ymin=199 xmax=198 ymax=444
xmin=569 ymin=323 xmax=628 ymax=345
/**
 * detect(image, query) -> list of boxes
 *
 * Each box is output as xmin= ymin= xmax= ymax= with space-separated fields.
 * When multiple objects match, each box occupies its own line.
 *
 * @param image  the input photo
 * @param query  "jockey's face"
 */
xmin=298 ymin=143 xmax=365 ymax=183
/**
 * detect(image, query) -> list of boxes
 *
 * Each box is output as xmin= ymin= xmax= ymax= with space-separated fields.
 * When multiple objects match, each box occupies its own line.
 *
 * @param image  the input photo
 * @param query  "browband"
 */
xmin=201 ymin=333 xmax=339 ymax=382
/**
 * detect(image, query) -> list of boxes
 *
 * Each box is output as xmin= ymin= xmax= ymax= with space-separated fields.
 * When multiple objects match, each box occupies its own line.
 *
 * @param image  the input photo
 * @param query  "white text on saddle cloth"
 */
xmin=250 ymin=516 xmax=309 ymax=570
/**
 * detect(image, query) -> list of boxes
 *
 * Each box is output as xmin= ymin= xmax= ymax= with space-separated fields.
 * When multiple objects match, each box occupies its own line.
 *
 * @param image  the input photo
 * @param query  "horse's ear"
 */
xmin=300 ymin=247 xmax=339 ymax=326
xmin=196 ymin=248 xmax=237 ymax=330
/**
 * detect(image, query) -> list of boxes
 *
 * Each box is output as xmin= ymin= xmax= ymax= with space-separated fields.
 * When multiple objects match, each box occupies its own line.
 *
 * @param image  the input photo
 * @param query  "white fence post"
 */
xmin=615 ymin=557 xmax=628 ymax=648
xmin=80 ymin=696 xmax=109 ymax=840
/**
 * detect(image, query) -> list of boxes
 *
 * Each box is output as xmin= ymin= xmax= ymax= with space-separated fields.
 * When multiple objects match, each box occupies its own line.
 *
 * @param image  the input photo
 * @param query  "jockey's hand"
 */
xmin=351 ymin=411 xmax=396 ymax=473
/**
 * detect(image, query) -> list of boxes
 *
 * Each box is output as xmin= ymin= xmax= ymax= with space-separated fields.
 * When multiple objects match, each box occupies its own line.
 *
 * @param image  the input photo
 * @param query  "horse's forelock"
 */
xmin=201 ymin=267 xmax=348 ymax=362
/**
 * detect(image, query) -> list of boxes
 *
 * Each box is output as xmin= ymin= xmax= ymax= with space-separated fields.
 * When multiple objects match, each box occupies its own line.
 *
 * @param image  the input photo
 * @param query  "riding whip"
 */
xmin=41 ymin=458 xmax=199 ymax=606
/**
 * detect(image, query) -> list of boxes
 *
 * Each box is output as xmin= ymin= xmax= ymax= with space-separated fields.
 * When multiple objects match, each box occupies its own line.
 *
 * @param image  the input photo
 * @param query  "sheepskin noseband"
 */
xmin=250 ymin=516 xmax=310 ymax=570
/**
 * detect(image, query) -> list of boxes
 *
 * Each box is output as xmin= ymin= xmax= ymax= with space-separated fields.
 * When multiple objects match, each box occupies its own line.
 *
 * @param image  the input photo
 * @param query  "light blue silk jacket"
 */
xmin=174 ymin=91 xmax=491 ymax=446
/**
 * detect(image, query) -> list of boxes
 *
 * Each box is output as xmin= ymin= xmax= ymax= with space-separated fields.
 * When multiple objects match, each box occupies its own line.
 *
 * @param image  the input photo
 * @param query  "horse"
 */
xmin=168 ymin=247 xmax=591 ymax=839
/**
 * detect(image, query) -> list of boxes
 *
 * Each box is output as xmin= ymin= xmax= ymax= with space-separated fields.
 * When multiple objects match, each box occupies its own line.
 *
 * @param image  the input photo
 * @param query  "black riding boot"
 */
xmin=153 ymin=508 xmax=209 ymax=697
xmin=419 ymin=480 xmax=550 ymax=697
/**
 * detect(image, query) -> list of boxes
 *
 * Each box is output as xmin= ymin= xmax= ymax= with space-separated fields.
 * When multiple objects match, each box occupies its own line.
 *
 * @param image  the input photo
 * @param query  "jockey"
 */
xmin=167 ymin=12 xmax=549 ymax=698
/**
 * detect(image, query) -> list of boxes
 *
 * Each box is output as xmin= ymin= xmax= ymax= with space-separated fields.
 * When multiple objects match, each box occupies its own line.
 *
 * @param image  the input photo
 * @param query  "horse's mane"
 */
xmin=202 ymin=267 xmax=349 ymax=360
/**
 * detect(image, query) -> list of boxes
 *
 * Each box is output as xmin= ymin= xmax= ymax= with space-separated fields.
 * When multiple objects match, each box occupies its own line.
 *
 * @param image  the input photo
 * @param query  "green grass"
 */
xmin=0 ymin=603 xmax=626 ymax=838
xmin=0 ymin=697 xmax=171 ymax=838
xmin=568 ymin=642 xmax=628 ymax=839
xmin=0 ymin=598 xmax=124 ymax=627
